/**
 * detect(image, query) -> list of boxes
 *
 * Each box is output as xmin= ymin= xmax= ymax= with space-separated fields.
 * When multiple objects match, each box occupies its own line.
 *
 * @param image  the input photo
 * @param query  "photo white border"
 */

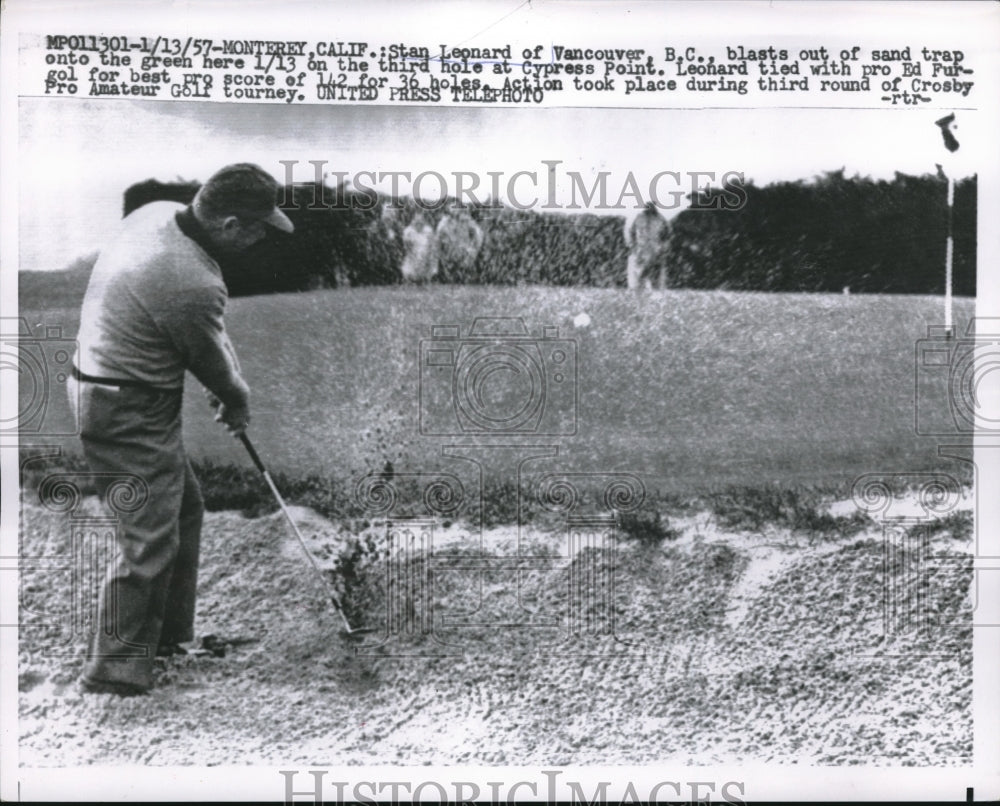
xmin=2 ymin=1 xmax=998 ymax=801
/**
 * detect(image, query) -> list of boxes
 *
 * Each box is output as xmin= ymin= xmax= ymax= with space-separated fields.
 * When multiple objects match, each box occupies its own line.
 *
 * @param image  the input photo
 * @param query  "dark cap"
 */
xmin=195 ymin=163 xmax=294 ymax=233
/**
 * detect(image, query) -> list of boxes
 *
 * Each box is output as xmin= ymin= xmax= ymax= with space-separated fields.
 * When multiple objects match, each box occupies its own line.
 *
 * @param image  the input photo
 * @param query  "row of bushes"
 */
xmin=123 ymin=169 xmax=976 ymax=297
xmin=20 ymin=449 xmax=896 ymax=538
xmin=668 ymin=170 xmax=976 ymax=295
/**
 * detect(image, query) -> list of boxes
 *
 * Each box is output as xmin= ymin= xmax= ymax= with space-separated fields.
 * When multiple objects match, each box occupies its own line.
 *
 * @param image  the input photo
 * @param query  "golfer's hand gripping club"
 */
xmin=215 ymin=401 xmax=250 ymax=436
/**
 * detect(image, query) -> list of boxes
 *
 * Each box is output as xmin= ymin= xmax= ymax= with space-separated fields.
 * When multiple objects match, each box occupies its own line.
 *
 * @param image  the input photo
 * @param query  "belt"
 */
xmin=71 ymin=365 xmax=177 ymax=392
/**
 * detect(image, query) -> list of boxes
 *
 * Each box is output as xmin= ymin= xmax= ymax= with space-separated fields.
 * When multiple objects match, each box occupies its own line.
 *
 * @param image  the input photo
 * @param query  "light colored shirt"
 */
xmin=400 ymin=222 xmax=437 ymax=281
xmin=76 ymin=202 xmax=245 ymax=402
xmin=626 ymin=208 xmax=668 ymax=265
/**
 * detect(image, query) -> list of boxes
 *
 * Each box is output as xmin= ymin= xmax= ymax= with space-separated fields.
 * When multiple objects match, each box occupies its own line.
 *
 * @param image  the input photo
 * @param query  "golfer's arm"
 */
xmin=162 ymin=287 xmax=250 ymax=409
xmin=189 ymin=344 xmax=250 ymax=410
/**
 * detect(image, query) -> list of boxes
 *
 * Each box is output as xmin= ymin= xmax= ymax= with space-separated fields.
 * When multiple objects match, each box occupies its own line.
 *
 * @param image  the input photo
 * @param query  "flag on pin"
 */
xmin=935 ymin=113 xmax=960 ymax=153
xmin=933 ymin=113 xmax=958 ymax=338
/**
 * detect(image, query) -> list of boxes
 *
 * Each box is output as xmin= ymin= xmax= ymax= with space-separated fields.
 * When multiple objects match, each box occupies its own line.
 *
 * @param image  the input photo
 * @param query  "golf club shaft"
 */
xmin=238 ymin=433 xmax=357 ymax=633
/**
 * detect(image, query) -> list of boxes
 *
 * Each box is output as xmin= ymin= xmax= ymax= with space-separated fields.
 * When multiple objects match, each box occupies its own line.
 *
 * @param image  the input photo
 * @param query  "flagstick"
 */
xmin=945 ymin=174 xmax=954 ymax=339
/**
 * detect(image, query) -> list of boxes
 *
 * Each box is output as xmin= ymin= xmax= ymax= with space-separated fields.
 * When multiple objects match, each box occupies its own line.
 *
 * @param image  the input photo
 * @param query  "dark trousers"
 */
xmin=69 ymin=378 xmax=203 ymax=690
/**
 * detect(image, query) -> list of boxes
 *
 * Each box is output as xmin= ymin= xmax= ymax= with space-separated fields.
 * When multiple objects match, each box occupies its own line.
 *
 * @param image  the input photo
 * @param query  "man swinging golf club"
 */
xmin=70 ymin=163 xmax=293 ymax=696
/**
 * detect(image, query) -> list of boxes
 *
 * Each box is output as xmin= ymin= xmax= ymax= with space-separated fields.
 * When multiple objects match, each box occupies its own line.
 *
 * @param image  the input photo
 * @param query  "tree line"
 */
xmin=121 ymin=168 xmax=976 ymax=297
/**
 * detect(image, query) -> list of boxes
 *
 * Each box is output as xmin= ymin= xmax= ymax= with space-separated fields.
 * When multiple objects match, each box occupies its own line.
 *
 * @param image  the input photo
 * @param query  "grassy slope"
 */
xmin=19 ymin=261 xmax=94 ymax=312
xmin=21 ymin=284 xmax=972 ymax=493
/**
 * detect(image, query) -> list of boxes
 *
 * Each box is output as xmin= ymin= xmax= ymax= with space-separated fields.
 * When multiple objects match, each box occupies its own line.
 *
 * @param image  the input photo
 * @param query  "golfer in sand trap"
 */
xmin=69 ymin=163 xmax=293 ymax=696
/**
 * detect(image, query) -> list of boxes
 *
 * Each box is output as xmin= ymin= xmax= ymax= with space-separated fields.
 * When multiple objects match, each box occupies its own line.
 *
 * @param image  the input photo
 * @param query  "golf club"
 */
xmin=239 ymin=432 xmax=376 ymax=639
